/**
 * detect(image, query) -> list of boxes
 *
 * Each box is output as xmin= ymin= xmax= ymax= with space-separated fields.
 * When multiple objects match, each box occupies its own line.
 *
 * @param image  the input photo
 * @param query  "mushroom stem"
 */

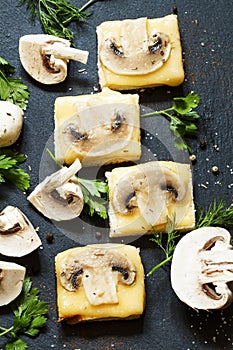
xmin=42 ymin=44 xmax=89 ymax=64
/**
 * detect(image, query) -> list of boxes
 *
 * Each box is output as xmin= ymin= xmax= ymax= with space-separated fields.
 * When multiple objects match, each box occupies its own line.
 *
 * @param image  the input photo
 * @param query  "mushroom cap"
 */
xmin=19 ymin=34 xmax=70 ymax=84
xmin=171 ymin=226 xmax=233 ymax=310
xmin=0 ymin=101 xmax=24 ymax=147
xmin=27 ymin=158 xmax=84 ymax=221
xmin=0 ymin=261 xmax=26 ymax=306
xmin=98 ymin=17 xmax=171 ymax=76
xmin=0 ymin=206 xmax=41 ymax=257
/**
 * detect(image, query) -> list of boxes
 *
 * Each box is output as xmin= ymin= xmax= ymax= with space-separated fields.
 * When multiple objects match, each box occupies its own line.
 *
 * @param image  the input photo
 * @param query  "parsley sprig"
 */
xmin=0 ymin=149 xmax=30 ymax=191
xmin=148 ymin=200 xmax=233 ymax=275
xmin=0 ymin=277 xmax=48 ymax=350
xmin=142 ymin=91 xmax=201 ymax=153
xmin=18 ymin=0 xmax=101 ymax=45
xmin=47 ymin=149 xmax=109 ymax=219
xmin=0 ymin=57 xmax=29 ymax=110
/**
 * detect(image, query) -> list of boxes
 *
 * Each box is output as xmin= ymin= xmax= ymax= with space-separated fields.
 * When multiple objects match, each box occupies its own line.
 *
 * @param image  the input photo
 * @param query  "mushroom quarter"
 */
xmin=19 ymin=34 xmax=89 ymax=84
xmin=0 ymin=206 xmax=41 ymax=257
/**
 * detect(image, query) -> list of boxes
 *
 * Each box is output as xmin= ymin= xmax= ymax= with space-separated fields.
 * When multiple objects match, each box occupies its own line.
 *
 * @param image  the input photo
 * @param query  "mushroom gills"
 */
xmin=171 ymin=227 xmax=233 ymax=310
xmin=59 ymin=246 xmax=136 ymax=305
xmin=0 ymin=206 xmax=41 ymax=257
xmin=0 ymin=261 xmax=26 ymax=306
xmin=27 ymin=158 xmax=84 ymax=221
xmin=99 ymin=17 xmax=171 ymax=76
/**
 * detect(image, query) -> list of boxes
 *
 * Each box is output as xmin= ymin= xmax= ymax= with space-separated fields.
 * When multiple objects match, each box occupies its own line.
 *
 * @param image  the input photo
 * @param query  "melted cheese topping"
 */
xmin=54 ymin=88 xmax=141 ymax=165
xmin=106 ymin=161 xmax=195 ymax=237
xmin=55 ymin=244 xmax=145 ymax=323
xmin=97 ymin=15 xmax=184 ymax=90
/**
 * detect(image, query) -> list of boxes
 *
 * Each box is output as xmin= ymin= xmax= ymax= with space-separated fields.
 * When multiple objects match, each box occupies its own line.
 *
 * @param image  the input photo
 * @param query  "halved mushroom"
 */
xmin=0 ymin=101 xmax=24 ymax=147
xmin=19 ymin=34 xmax=89 ymax=84
xmin=171 ymin=227 xmax=233 ymax=310
xmin=0 ymin=206 xmax=41 ymax=257
xmin=110 ymin=162 xmax=186 ymax=226
xmin=59 ymin=245 xmax=136 ymax=305
xmin=0 ymin=261 xmax=26 ymax=306
xmin=99 ymin=17 xmax=171 ymax=76
xmin=27 ymin=158 xmax=84 ymax=221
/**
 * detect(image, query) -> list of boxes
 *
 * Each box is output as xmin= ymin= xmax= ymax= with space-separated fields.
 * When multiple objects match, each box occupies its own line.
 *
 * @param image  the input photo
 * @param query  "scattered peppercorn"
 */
xmin=46 ymin=232 xmax=54 ymax=244
xmin=95 ymin=231 xmax=102 ymax=240
xmin=212 ymin=166 xmax=219 ymax=174
xmin=199 ymin=140 xmax=207 ymax=149
xmin=189 ymin=154 xmax=196 ymax=163
xmin=173 ymin=5 xmax=178 ymax=14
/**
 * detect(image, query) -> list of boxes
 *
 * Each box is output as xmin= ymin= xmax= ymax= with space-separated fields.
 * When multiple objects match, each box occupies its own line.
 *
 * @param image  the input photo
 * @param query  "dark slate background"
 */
xmin=0 ymin=1 xmax=233 ymax=349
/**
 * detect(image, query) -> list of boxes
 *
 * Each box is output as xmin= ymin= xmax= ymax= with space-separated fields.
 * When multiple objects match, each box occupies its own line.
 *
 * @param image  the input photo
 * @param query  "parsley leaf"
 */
xmin=0 ymin=149 xmax=30 ymax=191
xmin=0 ymin=57 xmax=29 ymax=110
xmin=0 ymin=277 xmax=48 ymax=350
xmin=141 ymin=91 xmax=201 ymax=153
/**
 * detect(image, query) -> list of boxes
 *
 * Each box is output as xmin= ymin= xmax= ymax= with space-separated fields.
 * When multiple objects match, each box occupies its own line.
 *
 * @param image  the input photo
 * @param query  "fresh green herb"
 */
xmin=18 ymin=0 xmax=102 ymax=45
xmin=148 ymin=200 xmax=233 ymax=275
xmin=0 ymin=277 xmax=48 ymax=350
xmin=147 ymin=217 xmax=180 ymax=275
xmin=47 ymin=149 xmax=109 ymax=219
xmin=0 ymin=149 xmax=30 ymax=191
xmin=141 ymin=91 xmax=201 ymax=153
xmin=196 ymin=199 xmax=233 ymax=228
xmin=0 ymin=57 xmax=29 ymax=110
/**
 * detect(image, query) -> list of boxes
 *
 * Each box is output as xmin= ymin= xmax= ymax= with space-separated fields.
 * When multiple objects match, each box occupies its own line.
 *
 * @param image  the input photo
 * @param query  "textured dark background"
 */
xmin=0 ymin=0 xmax=233 ymax=349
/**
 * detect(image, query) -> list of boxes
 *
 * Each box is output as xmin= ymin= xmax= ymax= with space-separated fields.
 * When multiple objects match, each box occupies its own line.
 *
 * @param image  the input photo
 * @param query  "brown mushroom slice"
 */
xmin=19 ymin=34 xmax=89 ymax=84
xmin=171 ymin=227 xmax=233 ymax=310
xmin=0 ymin=101 xmax=24 ymax=148
xmin=111 ymin=162 xmax=186 ymax=227
xmin=27 ymin=158 xmax=84 ymax=221
xmin=99 ymin=17 xmax=171 ymax=76
xmin=0 ymin=206 xmax=41 ymax=257
xmin=0 ymin=261 xmax=26 ymax=306
xmin=59 ymin=246 xmax=136 ymax=305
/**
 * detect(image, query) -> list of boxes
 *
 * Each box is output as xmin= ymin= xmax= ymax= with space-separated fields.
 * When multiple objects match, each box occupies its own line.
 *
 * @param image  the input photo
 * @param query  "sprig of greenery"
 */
xmin=148 ymin=200 xmax=233 ymax=275
xmin=0 ymin=277 xmax=48 ymax=350
xmin=0 ymin=57 xmax=29 ymax=110
xmin=0 ymin=149 xmax=30 ymax=191
xmin=196 ymin=199 xmax=233 ymax=228
xmin=147 ymin=217 xmax=180 ymax=275
xmin=18 ymin=0 xmax=101 ymax=45
xmin=47 ymin=149 xmax=109 ymax=219
xmin=141 ymin=91 xmax=201 ymax=153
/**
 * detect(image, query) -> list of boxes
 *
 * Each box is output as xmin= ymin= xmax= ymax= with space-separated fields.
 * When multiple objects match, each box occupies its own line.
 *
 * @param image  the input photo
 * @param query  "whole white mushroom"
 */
xmin=0 ymin=101 xmax=24 ymax=147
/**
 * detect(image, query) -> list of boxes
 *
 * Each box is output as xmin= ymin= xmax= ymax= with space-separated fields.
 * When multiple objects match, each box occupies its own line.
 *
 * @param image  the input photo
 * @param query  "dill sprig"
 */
xmin=18 ymin=0 xmax=100 ymax=45
xmin=196 ymin=199 xmax=233 ymax=228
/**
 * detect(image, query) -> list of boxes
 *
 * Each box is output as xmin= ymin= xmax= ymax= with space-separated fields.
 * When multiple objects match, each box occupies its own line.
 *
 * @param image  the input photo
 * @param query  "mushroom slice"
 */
xmin=106 ymin=161 xmax=194 ymax=237
xmin=59 ymin=245 xmax=136 ymax=305
xmin=0 ymin=206 xmax=41 ymax=257
xmin=0 ymin=261 xmax=26 ymax=306
xmin=0 ymin=101 xmax=24 ymax=148
xmin=99 ymin=17 xmax=171 ymax=76
xmin=171 ymin=227 xmax=233 ymax=310
xmin=27 ymin=158 xmax=84 ymax=221
xmin=54 ymin=88 xmax=141 ymax=166
xmin=19 ymin=34 xmax=89 ymax=84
